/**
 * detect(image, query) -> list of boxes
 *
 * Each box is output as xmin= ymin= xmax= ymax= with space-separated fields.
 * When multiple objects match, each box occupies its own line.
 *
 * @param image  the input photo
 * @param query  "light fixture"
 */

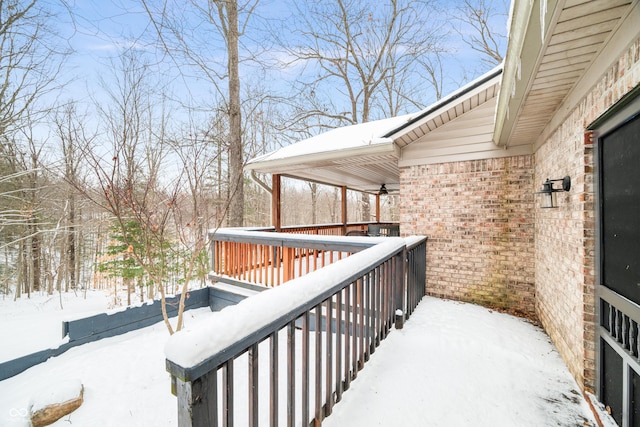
xmin=379 ymin=184 xmax=388 ymax=195
xmin=535 ymin=176 xmax=571 ymax=208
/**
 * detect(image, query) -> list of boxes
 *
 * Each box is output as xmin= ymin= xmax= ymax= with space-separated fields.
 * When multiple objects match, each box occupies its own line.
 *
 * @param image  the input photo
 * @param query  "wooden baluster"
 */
xmin=335 ymin=289 xmax=343 ymax=403
xmin=251 ymin=244 xmax=257 ymax=282
xmin=286 ymin=324 xmax=294 ymax=427
xmin=365 ymin=272 xmax=371 ymax=361
xmin=268 ymin=245 xmax=273 ymax=287
xmin=344 ymin=284 xmax=352 ymax=391
xmin=305 ymin=248 xmax=311 ymax=275
xmin=313 ymin=249 xmax=318 ymax=271
xmin=241 ymin=244 xmax=247 ymax=281
xmin=314 ymin=304 xmax=322 ymax=425
xmin=283 ymin=247 xmax=291 ymax=283
xmin=302 ymin=312 xmax=310 ymax=427
xmin=257 ymin=245 xmax=263 ymax=285
xmin=272 ymin=246 xmax=278 ymax=287
xmin=248 ymin=344 xmax=259 ymax=427
xmin=325 ymin=297 xmax=333 ymax=417
xmin=374 ymin=266 xmax=380 ymax=347
xmin=223 ymin=359 xmax=234 ymax=427
xmin=223 ymin=242 xmax=230 ymax=276
xmin=358 ymin=277 xmax=364 ymax=371
xmin=270 ymin=331 xmax=279 ymax=427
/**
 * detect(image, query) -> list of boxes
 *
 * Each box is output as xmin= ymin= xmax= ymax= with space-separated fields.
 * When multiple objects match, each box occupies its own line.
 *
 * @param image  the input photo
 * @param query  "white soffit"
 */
xmin=494 ymin=0 xmax=637 ymax=149
xmin=245 ymin=115 xmax=410 ymax=193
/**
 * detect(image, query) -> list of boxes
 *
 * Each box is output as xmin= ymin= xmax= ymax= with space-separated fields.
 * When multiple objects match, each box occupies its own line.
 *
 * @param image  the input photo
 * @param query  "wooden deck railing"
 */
xmin=210 ymin=223 xmax=398 ymax=287
xmin=166 ymin=234 xmax=427 ymax=427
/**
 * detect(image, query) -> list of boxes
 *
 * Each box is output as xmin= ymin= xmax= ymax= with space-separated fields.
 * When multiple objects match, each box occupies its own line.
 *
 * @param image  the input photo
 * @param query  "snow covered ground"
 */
xmin=0 ymin=291 xmax=110 ymax=363
xmin=0 ymin=292 xmax=614 ymax=426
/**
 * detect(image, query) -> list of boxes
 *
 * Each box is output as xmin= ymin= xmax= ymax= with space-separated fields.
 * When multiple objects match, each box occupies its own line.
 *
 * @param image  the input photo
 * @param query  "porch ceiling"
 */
xmin=263 ymin=150 xmax=401 ymax=194
xmin=494 ymin=0 xmax=638 ymax=149
xmin=245 ymin=115 xmax=410 ymax=194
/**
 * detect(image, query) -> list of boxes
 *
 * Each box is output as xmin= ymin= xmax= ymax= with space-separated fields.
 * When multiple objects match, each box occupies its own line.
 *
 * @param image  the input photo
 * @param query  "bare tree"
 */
xmin=66 ymin=47 xmax=225 ymax=333
xmin=279 ymin=0 xmax=446 ymax=220
xmin=0 ymin=0 xmax=68 ymax=137
xmin=281 ymin=0 xmax=446 ymax=125
xmin=0 ymin=0 xmax=69 ymax=296
xmin=53 ymin=103 xmax=95 ymax=293
xmin=141 ymin=0 xmax=265 ymax=227
xmin=450 ymin=0 xmax=508 ymax=67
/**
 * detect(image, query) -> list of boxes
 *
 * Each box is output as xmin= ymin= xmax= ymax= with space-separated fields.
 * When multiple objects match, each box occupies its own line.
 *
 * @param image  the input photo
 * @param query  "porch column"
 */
xmin=341 ymin=186 xmax=347 ymax=234
xmin=375 ymin=193 xmax=381 ymax=222
xmin=272 ymin=174 xmax=281 ymax=231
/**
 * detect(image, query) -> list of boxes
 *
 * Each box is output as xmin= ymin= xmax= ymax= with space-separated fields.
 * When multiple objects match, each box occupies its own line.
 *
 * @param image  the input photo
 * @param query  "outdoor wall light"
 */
xmin=535 ymin=176 xmax=571 ymax=208
xmin=379 ymin=184 xmax=388 ymax=195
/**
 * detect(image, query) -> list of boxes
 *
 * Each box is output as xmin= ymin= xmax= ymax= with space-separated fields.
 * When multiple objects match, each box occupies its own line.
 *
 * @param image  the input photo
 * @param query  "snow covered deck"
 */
xmin=323 ymin=297 xmax=601 ymax=427
xmin=0 ymin=294 xmax=608 ymax=426
xmin=164 ymin=229 xmax=609 ymax=427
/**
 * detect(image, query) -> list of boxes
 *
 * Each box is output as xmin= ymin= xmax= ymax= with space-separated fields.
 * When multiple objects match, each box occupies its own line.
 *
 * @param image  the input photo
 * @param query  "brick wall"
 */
xmin=535 ymin=37 xmax=640 ymax=393
xmin=398 ymin=37 xmax=640 ymax=394
xmin=400 ymin=156 xmax=536 ymax=316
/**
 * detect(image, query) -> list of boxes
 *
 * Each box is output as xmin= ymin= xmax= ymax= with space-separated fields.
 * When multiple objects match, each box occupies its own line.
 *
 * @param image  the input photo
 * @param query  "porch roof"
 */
xmin=494 ymin=0 xmax=638 ymax=150
xmin=245 ymin=67 xmax=503 ymax=194
xmin=246 ymin=0 xmax=638 ymax=193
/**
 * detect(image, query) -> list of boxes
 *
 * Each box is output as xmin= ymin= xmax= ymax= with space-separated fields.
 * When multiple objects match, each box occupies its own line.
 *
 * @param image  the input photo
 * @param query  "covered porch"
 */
xmin=164 ymin=0 xmax=640 ymax=423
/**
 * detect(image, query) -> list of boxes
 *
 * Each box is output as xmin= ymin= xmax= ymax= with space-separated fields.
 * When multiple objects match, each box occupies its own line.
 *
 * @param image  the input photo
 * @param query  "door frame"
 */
xmin=591 ymin=89 xmax=640 ymax=427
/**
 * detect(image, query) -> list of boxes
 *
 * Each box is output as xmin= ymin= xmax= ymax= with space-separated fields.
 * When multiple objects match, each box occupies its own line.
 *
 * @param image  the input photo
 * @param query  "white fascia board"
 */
xmin=244 ymin=140 xmax=398 ymax=173
xmin=493 ymin=0 xmax=536 ymax=147
xmin=494 ymin=0 xmax=562 ymax=147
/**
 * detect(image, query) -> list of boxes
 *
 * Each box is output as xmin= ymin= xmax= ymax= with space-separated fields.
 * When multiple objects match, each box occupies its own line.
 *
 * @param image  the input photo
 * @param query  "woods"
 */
xmin=0 ymin=0 xmax=507 ymax=329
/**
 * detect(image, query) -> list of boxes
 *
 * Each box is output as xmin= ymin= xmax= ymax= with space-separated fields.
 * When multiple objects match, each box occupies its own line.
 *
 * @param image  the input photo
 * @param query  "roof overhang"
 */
xmin=246 ymin=67 xmax=504 ymax=193
xmin=494 ymin=0 xmax=638 ymax=149
xmin=245 ymin=116 xmax=411 ymax=194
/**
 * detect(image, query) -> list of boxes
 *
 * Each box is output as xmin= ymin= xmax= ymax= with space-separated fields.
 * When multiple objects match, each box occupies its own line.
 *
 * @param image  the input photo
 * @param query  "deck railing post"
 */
xmin=211 ymin=239 xmax=216 ymax=275
xmin=175 ymin=371 xmax=217 ymax=427
xmin=393 ymin=249 xmax=406 ymax=329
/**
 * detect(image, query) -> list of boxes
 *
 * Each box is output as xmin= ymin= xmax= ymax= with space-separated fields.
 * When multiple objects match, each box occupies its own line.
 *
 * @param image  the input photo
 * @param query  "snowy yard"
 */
xmin=0 ymin=292 xmax=611 ymax=426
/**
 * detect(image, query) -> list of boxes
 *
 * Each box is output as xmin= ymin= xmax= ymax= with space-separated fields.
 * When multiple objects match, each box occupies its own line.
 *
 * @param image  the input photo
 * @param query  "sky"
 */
xmin=0 ymin=290 xmax=615 ymax=426
xmin=49 ymin=0 xmax=509 ymax=129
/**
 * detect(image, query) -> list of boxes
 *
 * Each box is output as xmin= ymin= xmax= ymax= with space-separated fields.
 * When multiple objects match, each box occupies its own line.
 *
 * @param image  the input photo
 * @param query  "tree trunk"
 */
xmin=67 ymin=194 xmax=76 ymax=290
xmin=226 ymin=0 xmax=244 ymax=227
xmin=361 ymin=192 xmax=370 ymax=222
xmin=310 ymin=183 xmax=317 ymax=224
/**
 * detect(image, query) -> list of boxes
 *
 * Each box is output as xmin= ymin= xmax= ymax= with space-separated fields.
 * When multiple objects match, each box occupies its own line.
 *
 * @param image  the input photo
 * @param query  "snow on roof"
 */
xmin=246 ymin=65 xmax=503 ymax=171
xmin=246 ymin=114 xmax=414 ymax=166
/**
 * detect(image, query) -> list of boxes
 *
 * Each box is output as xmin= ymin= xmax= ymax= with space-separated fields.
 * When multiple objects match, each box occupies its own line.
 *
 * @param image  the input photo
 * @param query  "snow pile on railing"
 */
xmin=165 ymin=239 xmax=405 ymax=370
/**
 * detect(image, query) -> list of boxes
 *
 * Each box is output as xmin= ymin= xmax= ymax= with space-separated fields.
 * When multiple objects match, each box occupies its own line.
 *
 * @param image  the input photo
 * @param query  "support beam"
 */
xmin=272 ymin=174 xmax=281 ymax=231
xmin=375 ymin=194 xmax=381 ymax=222
xmin=341 ymin=186 xmax=347 ymax=235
